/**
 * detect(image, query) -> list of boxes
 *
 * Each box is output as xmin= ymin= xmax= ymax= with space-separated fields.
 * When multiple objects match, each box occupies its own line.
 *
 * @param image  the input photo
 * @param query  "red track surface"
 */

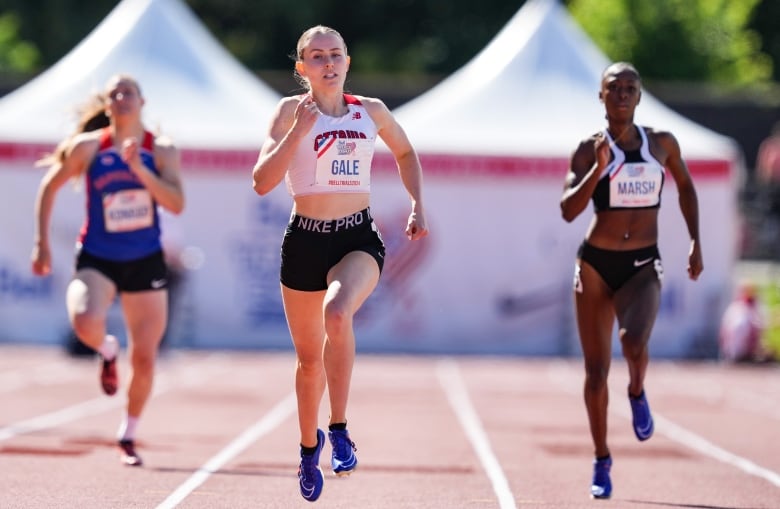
xmin=1 ymin=344 xmax=778 ymax=508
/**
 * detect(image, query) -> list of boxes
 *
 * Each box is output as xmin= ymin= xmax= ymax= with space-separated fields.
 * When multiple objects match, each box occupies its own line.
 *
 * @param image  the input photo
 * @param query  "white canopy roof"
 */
xmin=0 ymin=0 xmax=280 ymax=149
xmin=393 ymin=0 xmax=739 ymax=161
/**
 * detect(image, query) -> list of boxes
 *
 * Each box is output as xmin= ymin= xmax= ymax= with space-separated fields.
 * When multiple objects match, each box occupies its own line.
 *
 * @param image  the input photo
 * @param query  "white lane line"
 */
xmin=0 ymin=362 xmax=82 ymax=393
xmin=437 ymin=358 xmax=517 ymax=509
xmin=154 ymin=391 xmax=297 ymax=509
xmin=654 ymin=412 xmax=780 ymax=487
xmin=0 ymin=396 xmax=123 ymax=441
xmin=546 ymin=361 xmax=780 ymax=488
xmin=654 ymin=364 xmax=780 ymax=421
xmin=0 ymin=354 xmax=232 ymax=441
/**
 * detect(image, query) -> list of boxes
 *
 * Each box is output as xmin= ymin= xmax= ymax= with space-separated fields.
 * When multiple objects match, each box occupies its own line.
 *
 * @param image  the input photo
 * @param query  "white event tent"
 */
xmin=0 ymin=0 xmax=280 ymax=148
xmin=0 ymin=0 xmax=293 ymax=349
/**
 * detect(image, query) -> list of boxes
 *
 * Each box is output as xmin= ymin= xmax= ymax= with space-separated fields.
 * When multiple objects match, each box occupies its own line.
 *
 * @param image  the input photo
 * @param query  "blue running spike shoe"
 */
xmin=629 ymin=388 xmax=654 ymax=441
xmin=590 ymin=455 xmax=612 ymax=499
xmin=298 ymin=429 xmax=325 ymax=502
xmin=328 ymin=428 xmax=358 ymax=476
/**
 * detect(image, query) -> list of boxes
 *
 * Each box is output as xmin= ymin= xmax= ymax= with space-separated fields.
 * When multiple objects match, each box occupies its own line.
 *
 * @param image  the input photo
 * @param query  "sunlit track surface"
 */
xmin=0 ymin=345 xmax=778 ymax=508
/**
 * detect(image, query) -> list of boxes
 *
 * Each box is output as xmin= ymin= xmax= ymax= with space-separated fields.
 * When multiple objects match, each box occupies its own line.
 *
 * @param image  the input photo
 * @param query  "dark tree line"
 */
xmin=0 ymin=0 xmax=778 ymax=85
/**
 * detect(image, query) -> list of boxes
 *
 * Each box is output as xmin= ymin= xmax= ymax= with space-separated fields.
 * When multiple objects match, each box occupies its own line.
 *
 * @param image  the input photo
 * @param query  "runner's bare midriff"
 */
xmin=585 ymin=208 xmax=659 ymax=250
xmin=293 ymin=192 xmax=371 ymax=220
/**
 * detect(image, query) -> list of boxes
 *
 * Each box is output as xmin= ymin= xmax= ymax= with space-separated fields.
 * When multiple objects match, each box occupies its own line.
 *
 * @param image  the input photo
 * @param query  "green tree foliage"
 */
xmin=566 ymin=0 xmax=773 ymax=86
xmin=0 ymin=13 xmax=39 ymax=72
xmin=0 ymin=0 xmax=115 ymax=62
xmin=749 ymin=0 xmax=780 ymax=82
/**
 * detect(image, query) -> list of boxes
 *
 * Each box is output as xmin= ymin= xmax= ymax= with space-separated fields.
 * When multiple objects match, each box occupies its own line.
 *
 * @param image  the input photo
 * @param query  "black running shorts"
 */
xmin=280 ymin=208 xmax=385 ymax=291
xmin=76 ymin=248 xmax=169 ymax=293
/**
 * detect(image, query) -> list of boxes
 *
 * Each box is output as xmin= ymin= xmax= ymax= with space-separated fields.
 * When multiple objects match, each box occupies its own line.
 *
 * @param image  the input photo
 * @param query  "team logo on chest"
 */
xmin=313 ymin=129 xmax=369 ymax=154
xmin=337 ymin=141 xmax=357 ymax=156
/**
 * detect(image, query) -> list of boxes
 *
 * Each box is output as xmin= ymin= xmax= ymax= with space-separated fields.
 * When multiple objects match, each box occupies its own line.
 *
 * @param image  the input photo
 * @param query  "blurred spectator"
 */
xmin=756 ymin=121 xmax=780 ymax=185
xmin=719 ymin=283 xmax=775 ymax=363
xmin=756 ymin=122 xmax=780 ymax=228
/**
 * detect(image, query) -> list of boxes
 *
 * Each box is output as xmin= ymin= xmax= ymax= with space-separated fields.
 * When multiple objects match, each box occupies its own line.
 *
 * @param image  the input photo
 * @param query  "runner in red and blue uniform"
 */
xmin=32 ymin=74 xmax=185 ymax=467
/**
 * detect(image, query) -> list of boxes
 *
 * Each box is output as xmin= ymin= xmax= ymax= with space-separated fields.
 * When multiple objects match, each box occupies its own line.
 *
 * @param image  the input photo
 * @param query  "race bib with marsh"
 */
xmin=609 ymin=162 xmax=663 ymax=208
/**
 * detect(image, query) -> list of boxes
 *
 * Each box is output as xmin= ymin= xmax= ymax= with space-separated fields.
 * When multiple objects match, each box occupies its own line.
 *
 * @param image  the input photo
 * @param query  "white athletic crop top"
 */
xmin=285 ymin=94 xmax=377 ymax=197
xmin=591 ymin=125 xmax=666 ymax=211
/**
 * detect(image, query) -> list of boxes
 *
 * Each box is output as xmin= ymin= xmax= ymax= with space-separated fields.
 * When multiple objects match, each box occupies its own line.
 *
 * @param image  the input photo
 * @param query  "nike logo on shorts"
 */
xmin=633 ymin=257 xmax=654 ymax=267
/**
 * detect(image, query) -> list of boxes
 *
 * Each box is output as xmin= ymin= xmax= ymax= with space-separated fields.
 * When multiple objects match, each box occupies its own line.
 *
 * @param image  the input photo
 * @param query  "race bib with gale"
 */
xmin=102 ymin=189 xmax=154 ymax=232
xmin=314 ymin=138 xmax=373 ymax=191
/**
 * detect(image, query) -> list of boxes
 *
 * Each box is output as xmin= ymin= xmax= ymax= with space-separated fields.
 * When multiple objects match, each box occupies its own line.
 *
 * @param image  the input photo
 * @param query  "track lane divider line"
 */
xmin=0 ymin=361 xmax=81 ymax=393
xmin=154 ymin=391 xmax=297 ymax=509
xmin=653 ymin=412 xmax=780 ymax=488
xmin=546 ymin=361 xmax=780 ymax=488
xmin=437 ymin=358 xmax=518 ymax=509
xmin=0 ymin=396 xmax=123 ymax=441
xmin=0 ymin=354 xmax=232 ymax=442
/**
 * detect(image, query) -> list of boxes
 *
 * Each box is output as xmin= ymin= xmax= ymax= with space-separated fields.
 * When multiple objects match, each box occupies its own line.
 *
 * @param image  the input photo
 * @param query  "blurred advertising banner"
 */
xmin=0 ymin=147 xmax=736 ymax=358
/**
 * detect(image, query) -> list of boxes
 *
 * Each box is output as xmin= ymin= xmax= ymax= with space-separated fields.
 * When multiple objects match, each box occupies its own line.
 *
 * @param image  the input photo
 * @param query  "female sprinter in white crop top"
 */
xmin=252 ymin=25 xmax=428 ymax=503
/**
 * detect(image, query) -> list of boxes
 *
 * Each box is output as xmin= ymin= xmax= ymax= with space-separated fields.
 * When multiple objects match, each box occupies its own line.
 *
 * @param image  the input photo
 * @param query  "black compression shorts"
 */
xmin=280 ymin=208 xmax=385 ymax=291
